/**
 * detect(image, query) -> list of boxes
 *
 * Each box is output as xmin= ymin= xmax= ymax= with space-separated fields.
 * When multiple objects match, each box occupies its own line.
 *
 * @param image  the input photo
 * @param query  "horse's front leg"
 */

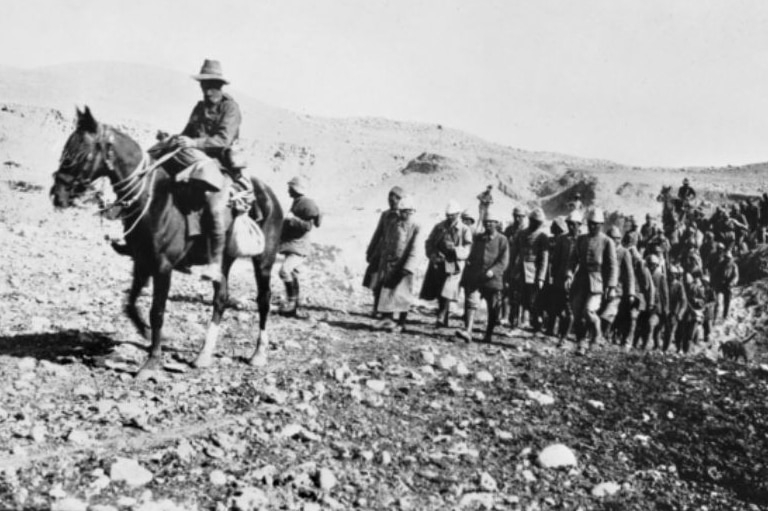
xmin=248 ymin=261 xmax=273 ymax=367
xmin=193 ymin=256 xmax=235 ymax=368
xmin=125 ymin=263 xmax=150 ymax=339
xmin=135 ymin=270 xmax=172 ymax=380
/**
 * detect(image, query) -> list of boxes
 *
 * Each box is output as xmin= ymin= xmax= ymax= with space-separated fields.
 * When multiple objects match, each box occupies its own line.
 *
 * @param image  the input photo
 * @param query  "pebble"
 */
xmin=458 ymin=492 xmax=495 ymax=509
xmin=455 ymin=362 xmax=470 ymax=376
xmin=591 ymin=481 xmax=621 ymax=497
xmin=67 ymin=429 xmax=90 ymax=445
xmin=521 ymin=469 xmax=537 ymax=482
xmin=380 ymin=450 xmax=392 ymax=465
xmin=51 ymin=498 xmax=87 ymax=511
xmin=537 ymin=444 xmax=578 ymax=468
xmin=209 ymin=469 xmax=227 ymax=486
xmin=110 ymin=458 xmax=153 ymax=487
xmin=315 ymin=468 xmax=337 ymax=490
xmin=438 ymin=355 xmax=457 ymax=370
xmin=73 ymin=384 xmax=97 ymax=397
xmin=526 ymin=390 xmax=555 ymax=406
xmin=420 ymin=365 xmax=436 ymax=375
xmin=89 ymin=505 xmax=119 ymax=511
xmin=365 ymin=379 xmax=387 ymax=393
xmin=29 ymin=424 xmax=46 ymax=443
xmin=421 ymin=350 xmax=436 ymax=365
xmin=176 ymin=439 xmax=195 ymax=462
xmin=475 ymin=371 xmax=494 ymax=383
xmin=479 ymin=471 xmax=497 ymax=492
xmin=587 ymin=399 xmax=605 ymax=411
xmin=228 ymin=487 xmax=269 ymax=511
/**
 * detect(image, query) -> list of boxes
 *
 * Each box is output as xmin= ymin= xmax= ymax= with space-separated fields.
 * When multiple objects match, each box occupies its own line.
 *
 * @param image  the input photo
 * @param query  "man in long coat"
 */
xmin=420 ymin=200 xmax=473 ymax=328
xmin=508 ymin=207 xmax=549 ymax=332
xmin=375 ymin=196 xmax=421 ymax=332
xmin=456 ymin=208 xmax=509 ymax=343
xmin=547 ymin=210 xmax=582 ymax=346
xmin=566 ymin=208 xmax=618 ymax=354
xmin=363 ymin=186 xmax=403 ymax=317
xmin=502 ymin=207 xmax=527 ymax=326
xmin=600 ymin=226 xmax=635 ymax=345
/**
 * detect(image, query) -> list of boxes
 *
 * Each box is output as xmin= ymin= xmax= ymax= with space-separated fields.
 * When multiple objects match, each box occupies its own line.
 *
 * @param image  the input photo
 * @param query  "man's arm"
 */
xmin=182 ymin=100 xmax=242 ymax=150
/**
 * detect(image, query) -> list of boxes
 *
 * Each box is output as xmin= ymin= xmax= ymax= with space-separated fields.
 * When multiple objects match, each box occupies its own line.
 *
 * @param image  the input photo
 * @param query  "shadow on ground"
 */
xmin=0 ymin=330 xmax=117 ymax=365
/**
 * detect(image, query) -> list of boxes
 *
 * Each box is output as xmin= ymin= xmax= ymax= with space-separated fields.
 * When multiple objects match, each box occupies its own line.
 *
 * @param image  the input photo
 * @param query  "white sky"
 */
xmin=2 ymin=0 xmax=768 ymax=167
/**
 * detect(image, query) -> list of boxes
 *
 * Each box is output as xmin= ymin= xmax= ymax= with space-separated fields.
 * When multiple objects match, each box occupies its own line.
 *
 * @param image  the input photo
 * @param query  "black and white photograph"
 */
xmin=1 ymin=1 xmax=767 ymax=509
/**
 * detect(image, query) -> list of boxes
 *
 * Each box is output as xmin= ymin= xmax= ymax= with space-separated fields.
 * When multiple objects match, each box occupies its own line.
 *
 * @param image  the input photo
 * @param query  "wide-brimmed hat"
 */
xmin=485 ymin=207 xmax=501 ymax=223
xmin=192 ymin=59 xmax=229 ymax=84
xmin=529 ymin=207 xmax=545 ymax=223
xmin=399 ymin=195 xmax=416 ymax=211
xmin=445 ymin=199 xmax=462 ymax=215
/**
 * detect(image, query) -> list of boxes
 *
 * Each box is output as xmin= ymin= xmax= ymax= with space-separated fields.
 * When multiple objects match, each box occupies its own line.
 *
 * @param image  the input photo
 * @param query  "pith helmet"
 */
xmin=513 ymin=206 xmax=526 ymax=216
xmin=192 ymin=59 xmax=229 ymax=84
xmin=529 ymin=207 xmax=545 ymax=222
xmin=485 ymin=207 xmax=500 ymax=223
xmin=445 ymin=200 xmax=462 ymax=215
xmin=587 ymin=208 xmax=605 ymax=223
xmin=607 ymin=226 xmax=621 ymax=239
xmin=566 ymin=210 xmax=583 ymax=224
xmin=399 ymin=195 xmax=416 ymax=211
xmin=287 ymin=176 xmax=306 ymax=194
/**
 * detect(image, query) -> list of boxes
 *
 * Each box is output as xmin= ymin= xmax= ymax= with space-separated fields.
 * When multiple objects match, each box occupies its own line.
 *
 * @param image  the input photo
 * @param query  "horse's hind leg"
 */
xmin=194 ymin=255 xmax=235 ymax=368
xmin=136 ymin=270 xmax=172 ymax=380
xmin=125 ymin=264 xmax=150 ymax=340
xmin=248 ymin=258 xmax=273 ymax=367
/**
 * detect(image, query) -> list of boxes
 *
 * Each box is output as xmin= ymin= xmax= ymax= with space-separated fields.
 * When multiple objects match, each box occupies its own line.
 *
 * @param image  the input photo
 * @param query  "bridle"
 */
xmin=53 ymin=124 xmax=181 ymax=238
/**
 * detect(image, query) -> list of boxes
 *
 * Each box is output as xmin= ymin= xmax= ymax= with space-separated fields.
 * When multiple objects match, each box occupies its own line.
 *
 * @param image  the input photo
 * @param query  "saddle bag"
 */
xmin=227 ymin=214 xmax=265 ymax=258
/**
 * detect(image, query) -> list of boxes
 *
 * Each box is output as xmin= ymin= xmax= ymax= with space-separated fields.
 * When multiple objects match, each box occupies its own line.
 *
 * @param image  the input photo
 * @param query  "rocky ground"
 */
xmin=2 ymin=165 xmax=768 ymax=511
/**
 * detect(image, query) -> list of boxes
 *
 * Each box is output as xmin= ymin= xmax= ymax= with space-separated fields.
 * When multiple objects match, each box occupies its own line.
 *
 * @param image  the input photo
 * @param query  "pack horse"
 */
xmin=51 ymin=107 xmax=283 ymax=379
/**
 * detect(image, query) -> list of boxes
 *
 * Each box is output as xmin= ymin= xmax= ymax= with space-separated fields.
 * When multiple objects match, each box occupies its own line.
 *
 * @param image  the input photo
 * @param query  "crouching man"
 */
xmin=456 ymin=209 xmax=509 ymax=343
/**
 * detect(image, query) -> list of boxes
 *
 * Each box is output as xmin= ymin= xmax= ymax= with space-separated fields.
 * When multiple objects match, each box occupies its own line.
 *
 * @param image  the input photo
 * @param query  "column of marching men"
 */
xmin=363 ymin=181 xmax=751 ymax=355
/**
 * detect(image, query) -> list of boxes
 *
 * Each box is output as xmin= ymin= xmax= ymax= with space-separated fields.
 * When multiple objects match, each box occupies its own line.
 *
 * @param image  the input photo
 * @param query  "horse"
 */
xmin=656 ymin=185 xmax=688 ymax=235
xmin=50 ymin=107 xmax=283 ymax=380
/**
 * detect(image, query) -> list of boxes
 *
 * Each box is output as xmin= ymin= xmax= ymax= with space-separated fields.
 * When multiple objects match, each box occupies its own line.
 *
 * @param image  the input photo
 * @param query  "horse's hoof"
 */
xmin=135 ymin=360 xmax=164 ymax=381
xmin=248 ymin=352 xmax=267 ymax=367
xmin=192 ymin=352 xmax=214 ymax=369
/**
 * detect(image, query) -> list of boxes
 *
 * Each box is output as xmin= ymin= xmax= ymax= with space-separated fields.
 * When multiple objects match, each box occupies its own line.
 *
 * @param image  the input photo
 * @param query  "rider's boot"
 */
xmin=200 ymin=189 xmax=227 ymax=283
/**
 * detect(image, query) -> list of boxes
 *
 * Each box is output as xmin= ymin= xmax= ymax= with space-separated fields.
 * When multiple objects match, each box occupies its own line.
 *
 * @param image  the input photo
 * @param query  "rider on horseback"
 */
xmin=677 ymin=178 xmax=696 ymax=210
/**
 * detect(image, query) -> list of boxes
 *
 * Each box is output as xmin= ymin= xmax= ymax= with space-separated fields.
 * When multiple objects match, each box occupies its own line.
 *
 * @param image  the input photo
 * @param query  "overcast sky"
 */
xmin=2 ymin=0 xmax=768 ymax=167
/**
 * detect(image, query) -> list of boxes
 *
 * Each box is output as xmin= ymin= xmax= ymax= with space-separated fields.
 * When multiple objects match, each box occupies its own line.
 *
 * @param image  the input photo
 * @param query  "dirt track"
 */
xmin=2 ymin=183 xmax=768 ymax=510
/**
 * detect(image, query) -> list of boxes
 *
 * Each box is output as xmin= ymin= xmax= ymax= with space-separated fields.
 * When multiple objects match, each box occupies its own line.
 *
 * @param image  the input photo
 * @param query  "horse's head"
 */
xmin=51 ymin=106 xmax=116 ymax=208
xmin=656 ymin=185 xmax=672 ymax=203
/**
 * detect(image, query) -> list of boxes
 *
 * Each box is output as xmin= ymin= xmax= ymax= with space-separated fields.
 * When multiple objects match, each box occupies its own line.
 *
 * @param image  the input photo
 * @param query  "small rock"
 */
xmin=260 ymin=386 xmax=288 ymax=405
xmin=110 ymin=457 xmax=153 ymax=487
xmin=67 ymin=429 xmax=91 ymax=445
xmin=475 ymin=371 xmax=494 ymax=383
xmin=89 ymin=505 xmax=119 ymax=511
xmin=51 ymin=498 xmax=87 ymax=511
xmin=455 ymin=362 xmax=470 ymax=376
xmin=279 ymin=423 xmax=305 ymax=439
xmin=526 ymin=390 xmax=555 ymax=406
xmin=365 ymin=379 xmax=387 ymax=393
xmin=176 ymin=439 xmax=195 ymax=462
xmin=39 ymin=360 xmax=70 ymax=378
xmin=380 ymin=450 xmax=392 ymax=465
xmin=315 ymin=468 xmax=337 ymax=491
xmin=587 ymin=400 xmax=605 ymax=411
xmin=495 ymin=429 xmax=514 ymax=441
xmin=479 ymin=472 xmax=497 ymax=492
xmin=29 ymin=424 xmax=46 ymax=443
xmin=209 ymin=469 xmax=227 ymax=486
xmin=420 ymin=365 xmax=436 ymax=375
xmin=421 ymin=350 xmax=436 ymax=365
xmin=73 ymin=384 xmax=97 ymax=398
xmin=521 ymin=469 xmax=537 ymax=482
xmin=537 ymin=444 xmax=578 ymax=468
xmin=438 ymin=355 xmax=457 ymax=370
xmin=228 ymin=487 xmax=269 ymax=511
xmin=459 ymin=492 xmax=495 ymax=509
xmin=116 ymin=497 xmax=138 ymax=507
xmin=592 ymin=481 xmax=621 ymax=497
xmin=49 ymin=485 xmax=67 ymax=499
xmin=359 ymin=450 xmax=374 ymax=462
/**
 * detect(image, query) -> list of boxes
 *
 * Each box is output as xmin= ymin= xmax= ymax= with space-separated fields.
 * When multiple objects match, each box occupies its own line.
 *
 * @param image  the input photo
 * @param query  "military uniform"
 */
xmin=508 ymin=223 xmax=549 ymax=330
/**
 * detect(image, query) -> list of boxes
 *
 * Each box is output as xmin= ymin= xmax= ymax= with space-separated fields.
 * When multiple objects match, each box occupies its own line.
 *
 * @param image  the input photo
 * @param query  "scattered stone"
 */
xmin=176 ymin=439 xmax=195 ymax=462
xmin=495 ymin=429 xmax=514 ymax=441
xmin=38 ymin=360 xmax=70 ymax=378
xmin=51 ymin=498 xmax=87 ymax=511
xmin=315 ymin=468 xmax=337 ymax=491
xmin=522 ymin=469 xmax=537 ymax=482
xmin=209 ymin=469 xmax=227 ymax=486
xmin=421 ymin=350 xmax=436 ymax=366
xmin=116 ymin=496 xmax=138 ymax=507
xmin=163 ymin=362 xmax=187 ymax=374
xmin=438 ymin=355 xmax=458 ymax=370
xmin=587 ymin=400 xmax=605 ymax=411
xmin=479 ymin=472 xmax=497 ymax=492
xmin=228 ymin=487 xmax=269 ymax=511
xmin=73 ymin=384 xmax=97 ymax=398
xmin=365 ymin=379 xmax=387 ymax=393
xmin=358 ymin=450 xmax=374 ymax=462
xmin=526 ymin=390 xmax=555 ymax=406
xmin=260 ymin=386 xmax=288 ymax=405
xmin=66 ymin=429 xmax=90 ymax=445
xmin=110 ymin=457 xmax=153 ymax=487
xmin=537 ymin=444 xmax=578 ymax=468
xmin=29 ymin=424 xmax=46 ymax=443
xmin=279 ymin=423 xmax=305 ymax=439
xmin=251 ymin=465 xmax=278 ymax=486
xmin=89 ymin=505 xmax=119 ymax=511
xmin=455 ymin=362 xmax=470 ymax=376
xmin=420 ymin=365 xmax=436 ymax=376
xmin=459 ymin=492 xmax=495 ymax=509
xmin=380 ymin=450 xmax=392 ymax=465
xmin=49 ymin=485 xmax=67 ymax=499
xmin=475 ymin=371 xmax=494 ymax=383
xmin=592 ymin=481 xmax=621 ymax=497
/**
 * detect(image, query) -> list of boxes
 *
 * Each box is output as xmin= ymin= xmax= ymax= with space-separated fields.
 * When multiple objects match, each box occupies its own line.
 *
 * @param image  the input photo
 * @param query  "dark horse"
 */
xmin=51 ymin=107 xmax=283 ymax=380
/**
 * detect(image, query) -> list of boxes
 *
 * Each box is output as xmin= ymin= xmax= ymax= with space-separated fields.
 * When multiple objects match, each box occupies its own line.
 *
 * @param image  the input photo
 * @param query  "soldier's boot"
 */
xmin=371 ymin=290 xmax=381 ymax=319
xmin=557 ymin=314 xmax=572 ymax=348
xmin=441 ymin=302 xmax=451 ymax=328
xmin=396 ymin=312 xmax=409 ymax=333
xmin=623 ymin=317 xmax=638 ymax=352
xmin=279 ymin=280 xmax=298 ymax=317
xmin=200 ymin=189 xmax=227 ymax=283
xmin=456 ymin=310 xmax=476 ymax=343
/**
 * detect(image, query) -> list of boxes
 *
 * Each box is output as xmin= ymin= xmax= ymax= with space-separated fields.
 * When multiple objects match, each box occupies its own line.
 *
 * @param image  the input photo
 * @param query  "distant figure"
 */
xmin=363 ymin=186 xmax=403 ymax=317
xmin=567 ymin=192 xmax=584 ymax=213
xmin=677 ymin=178 xmax=696 ymax=207
xmin=476 ymin=185 xmax=494 ymax=224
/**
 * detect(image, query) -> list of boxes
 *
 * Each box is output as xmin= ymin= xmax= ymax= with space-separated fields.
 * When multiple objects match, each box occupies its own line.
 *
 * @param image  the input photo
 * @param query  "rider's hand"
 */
xmin=174 ymin=136 xmax=196 ymax=149
xmin=485 ymin=270 xmax=494 ymax=279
